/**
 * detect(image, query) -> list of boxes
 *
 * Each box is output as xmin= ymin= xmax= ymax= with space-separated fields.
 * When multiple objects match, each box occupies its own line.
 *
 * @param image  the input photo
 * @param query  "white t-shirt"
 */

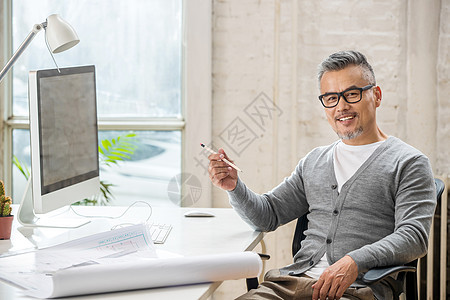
xmin=304 ymin=139 xmax=385 ymax=279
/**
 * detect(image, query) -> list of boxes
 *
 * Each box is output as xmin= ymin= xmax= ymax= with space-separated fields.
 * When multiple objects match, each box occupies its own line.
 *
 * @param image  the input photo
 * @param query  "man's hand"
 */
xmin=312 ymin=255 xmax=358 ymax=300
xmin=208 ymin=148 xmax=238 ymax=191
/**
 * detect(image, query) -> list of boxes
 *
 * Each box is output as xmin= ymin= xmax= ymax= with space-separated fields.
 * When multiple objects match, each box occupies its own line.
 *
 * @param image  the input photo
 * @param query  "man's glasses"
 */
xmin=318 ymin=85 xmax=374 ymax=108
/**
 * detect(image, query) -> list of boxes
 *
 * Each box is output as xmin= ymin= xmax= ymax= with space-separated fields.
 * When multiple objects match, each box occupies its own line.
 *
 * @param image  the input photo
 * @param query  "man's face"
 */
xmin=320 ymin=65 xmax=382 ymax=145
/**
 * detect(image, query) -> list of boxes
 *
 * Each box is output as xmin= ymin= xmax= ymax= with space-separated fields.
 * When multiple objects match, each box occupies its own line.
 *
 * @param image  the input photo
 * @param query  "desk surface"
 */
xmin=0 ymin=205 xmax=263 ymax=300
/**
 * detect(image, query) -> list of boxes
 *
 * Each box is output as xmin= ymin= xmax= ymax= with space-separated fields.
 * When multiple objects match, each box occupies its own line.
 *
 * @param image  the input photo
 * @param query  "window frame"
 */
xmin=0 ymin=0 xmax=212 ymax=207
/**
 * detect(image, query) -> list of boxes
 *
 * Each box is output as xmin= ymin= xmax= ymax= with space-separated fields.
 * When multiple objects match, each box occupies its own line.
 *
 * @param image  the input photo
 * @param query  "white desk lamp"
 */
xmin=0 ymin=14 xmax=79 ymax=83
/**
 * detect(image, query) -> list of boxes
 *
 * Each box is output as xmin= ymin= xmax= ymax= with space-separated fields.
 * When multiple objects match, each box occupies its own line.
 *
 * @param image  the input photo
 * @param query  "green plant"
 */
xmin=0 ymin=180 xmax=12 ymax=217
xmin=13 ymin=155 xmax=30 ymax=180
xmin=12 ymin=133 xmax=138 ymax=206
xmin=99 ymin=133 xmax=138 ymax=167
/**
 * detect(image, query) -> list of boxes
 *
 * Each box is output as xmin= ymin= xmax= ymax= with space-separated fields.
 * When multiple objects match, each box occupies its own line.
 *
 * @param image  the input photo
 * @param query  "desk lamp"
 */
xmin=0 ymin=14 xmax=79 ymax=83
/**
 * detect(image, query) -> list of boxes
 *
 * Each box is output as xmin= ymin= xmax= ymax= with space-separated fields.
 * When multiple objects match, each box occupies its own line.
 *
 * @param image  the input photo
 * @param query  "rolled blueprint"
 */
xmin=25 ymin=251 xmax=262 ymax=298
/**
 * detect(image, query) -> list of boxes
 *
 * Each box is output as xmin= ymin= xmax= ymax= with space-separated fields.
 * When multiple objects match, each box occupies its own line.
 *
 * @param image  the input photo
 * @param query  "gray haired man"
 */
xmin=208 ymin=51 xmax=436 ymax=300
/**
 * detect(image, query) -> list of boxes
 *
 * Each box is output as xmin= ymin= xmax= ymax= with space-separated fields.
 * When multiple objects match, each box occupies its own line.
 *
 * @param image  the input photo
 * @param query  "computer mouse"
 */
xmin=184 ymin=210 xmax=215 ymax=217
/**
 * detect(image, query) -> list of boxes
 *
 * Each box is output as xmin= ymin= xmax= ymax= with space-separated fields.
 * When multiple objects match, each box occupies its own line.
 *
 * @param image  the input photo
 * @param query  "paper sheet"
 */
xmin=0 ymin=224 xmax=157 ymax=294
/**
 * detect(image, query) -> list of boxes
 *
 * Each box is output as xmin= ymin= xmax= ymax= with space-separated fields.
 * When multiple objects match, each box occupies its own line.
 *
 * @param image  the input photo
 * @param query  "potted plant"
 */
xmin=0 ymin=180 xmax=13 ymax=240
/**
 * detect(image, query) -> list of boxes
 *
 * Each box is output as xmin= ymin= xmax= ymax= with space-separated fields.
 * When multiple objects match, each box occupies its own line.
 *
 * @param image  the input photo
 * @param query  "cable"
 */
xmin=69 ymin=201 xmax=153 ymax=230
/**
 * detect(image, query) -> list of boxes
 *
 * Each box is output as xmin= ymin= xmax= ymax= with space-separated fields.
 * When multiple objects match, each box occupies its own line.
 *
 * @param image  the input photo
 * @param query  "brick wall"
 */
xmin=211 ymin=0 xmax=449 ymax=298
xmin=437 ymin=1 xmax=450 ymax=176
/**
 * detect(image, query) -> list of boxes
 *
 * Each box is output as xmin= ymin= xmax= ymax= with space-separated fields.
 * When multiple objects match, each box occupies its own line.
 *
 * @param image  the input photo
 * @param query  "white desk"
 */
xmin=0 ymin=205 xmax=263 ymax=300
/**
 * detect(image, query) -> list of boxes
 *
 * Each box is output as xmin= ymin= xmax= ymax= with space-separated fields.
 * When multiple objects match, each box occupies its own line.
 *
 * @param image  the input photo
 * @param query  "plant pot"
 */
xmin=0 ymin=215 xmax=14 ymax=240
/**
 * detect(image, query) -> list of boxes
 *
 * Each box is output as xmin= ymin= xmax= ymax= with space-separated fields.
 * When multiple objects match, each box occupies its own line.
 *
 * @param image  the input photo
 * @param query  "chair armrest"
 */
xmin=257 ymin=253 xmax=270 ymax=260
xmin=246 ymin=277 xmax=260 ymax=291
xmin=362 ymin=265 xmax=416 ymax=284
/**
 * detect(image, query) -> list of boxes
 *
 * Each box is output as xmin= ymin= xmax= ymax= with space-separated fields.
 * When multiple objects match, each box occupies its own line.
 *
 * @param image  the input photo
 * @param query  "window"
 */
xmin=1 ymin=0 xmax=212 ymax=207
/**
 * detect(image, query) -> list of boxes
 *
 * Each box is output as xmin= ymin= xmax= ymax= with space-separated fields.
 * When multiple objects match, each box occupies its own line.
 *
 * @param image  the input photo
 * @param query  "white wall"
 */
xmin=211 ymin=0 xmax=450 ymax=298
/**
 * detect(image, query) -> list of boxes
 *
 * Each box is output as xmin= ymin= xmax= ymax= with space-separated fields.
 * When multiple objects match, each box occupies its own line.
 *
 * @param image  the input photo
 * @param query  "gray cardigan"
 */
xmin=228 ymin=136 xmax=436 ymax=298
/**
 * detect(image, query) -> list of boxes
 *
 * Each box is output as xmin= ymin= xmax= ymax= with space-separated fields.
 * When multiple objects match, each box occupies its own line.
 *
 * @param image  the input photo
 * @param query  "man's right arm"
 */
xmin=208 ymin=149 xmax=308 ymax=232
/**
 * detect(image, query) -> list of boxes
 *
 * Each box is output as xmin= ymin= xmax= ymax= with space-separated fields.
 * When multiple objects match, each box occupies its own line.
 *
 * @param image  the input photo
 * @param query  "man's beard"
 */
xmin=337 ymin=126 xmax=364 ymax=140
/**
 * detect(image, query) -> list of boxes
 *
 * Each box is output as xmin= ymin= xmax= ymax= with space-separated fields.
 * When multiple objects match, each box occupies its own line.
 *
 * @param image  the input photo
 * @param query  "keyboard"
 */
xmin=149 ymin=223 xmax=172 ymax=244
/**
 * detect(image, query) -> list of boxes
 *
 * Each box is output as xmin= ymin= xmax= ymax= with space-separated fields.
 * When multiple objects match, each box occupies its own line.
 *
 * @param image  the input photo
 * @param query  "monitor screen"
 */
xmin=38 ymin=68 xmax=98 ymax=195
xmin=28 ymin=65 xmax=99 ymax=217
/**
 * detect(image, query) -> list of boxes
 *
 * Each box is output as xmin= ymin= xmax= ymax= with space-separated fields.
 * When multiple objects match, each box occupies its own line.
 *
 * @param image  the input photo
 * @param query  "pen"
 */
xmin=200 ymin=143 xmax=243 ymax=173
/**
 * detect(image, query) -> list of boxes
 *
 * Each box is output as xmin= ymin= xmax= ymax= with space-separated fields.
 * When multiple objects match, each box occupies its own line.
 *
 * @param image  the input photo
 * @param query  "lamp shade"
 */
xmin=45 ymin=14 xmax=80 ymax=53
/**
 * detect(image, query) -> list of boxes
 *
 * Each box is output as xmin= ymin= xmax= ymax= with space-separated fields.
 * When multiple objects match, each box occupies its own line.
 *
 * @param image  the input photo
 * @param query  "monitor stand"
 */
xmin=17 ymin=178 xmax=90 ymax=228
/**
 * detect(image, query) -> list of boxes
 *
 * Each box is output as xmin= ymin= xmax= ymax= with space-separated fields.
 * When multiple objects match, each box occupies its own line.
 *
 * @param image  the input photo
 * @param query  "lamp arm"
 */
xmin=0 ymin=23 xmax=45 ymax=83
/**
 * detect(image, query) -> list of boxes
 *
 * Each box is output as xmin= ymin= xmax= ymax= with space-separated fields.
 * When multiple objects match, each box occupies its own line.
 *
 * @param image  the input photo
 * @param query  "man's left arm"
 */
xmin=347 ymin=155 xmax=436 ymax=272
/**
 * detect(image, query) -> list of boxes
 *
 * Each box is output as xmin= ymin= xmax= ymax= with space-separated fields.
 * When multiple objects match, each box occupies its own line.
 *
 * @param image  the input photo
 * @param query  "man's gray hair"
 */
xmin=317 ymin=50 xmax=376 ymax=86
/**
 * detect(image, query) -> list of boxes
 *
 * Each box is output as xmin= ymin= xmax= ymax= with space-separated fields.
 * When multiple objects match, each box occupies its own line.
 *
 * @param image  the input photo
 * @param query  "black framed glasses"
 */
xmin=318 ymin=85 xmax=374 ymax=108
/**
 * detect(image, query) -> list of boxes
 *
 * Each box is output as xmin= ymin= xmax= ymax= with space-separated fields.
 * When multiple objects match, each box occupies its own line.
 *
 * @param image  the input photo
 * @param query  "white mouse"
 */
xmin=184 ymin=210 xmax=215 ymax=217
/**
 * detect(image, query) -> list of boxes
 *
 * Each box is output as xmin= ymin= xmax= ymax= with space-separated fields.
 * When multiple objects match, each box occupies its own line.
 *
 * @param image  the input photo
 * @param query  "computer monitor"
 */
xmin=17 ymin=65 xmax=100 ymax=228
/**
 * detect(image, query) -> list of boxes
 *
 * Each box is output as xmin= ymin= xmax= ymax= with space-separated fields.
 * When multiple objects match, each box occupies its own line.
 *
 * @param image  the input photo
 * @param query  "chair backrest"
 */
xmin=404 ymin=259 xmax=418 ymax=300
xmin=291 ymin=178 xmax=445 ymax=299
xmin=292 ymin=213 xmax=307 ymax=257
xmin=435 ymin=177 xmax=445 ymax=202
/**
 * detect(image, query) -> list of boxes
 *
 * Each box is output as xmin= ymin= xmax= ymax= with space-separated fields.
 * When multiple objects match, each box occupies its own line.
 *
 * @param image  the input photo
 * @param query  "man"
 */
xmin=207 ymin=51 xmax=436 ymax=300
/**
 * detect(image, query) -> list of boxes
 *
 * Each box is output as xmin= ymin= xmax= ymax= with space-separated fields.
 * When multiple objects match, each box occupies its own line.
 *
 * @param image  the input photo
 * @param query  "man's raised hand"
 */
xmin=207 ymin=149 xmax=238 ymax=191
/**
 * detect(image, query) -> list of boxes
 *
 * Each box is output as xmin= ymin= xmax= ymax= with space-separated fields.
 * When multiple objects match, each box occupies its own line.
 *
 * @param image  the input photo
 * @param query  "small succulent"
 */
xmin=0 ymin=180 xmax=12 ymax=217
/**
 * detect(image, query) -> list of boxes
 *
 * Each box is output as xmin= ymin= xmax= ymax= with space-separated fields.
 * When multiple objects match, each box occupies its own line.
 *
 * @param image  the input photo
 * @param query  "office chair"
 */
xmin=247 ymin=178 xmax=445 ymax=300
